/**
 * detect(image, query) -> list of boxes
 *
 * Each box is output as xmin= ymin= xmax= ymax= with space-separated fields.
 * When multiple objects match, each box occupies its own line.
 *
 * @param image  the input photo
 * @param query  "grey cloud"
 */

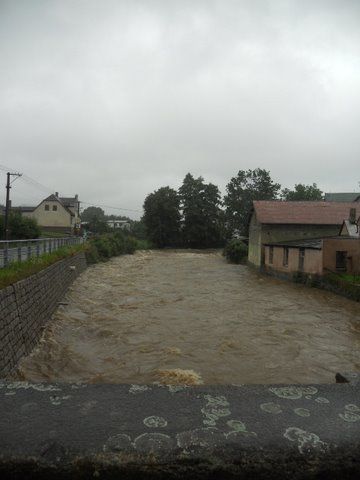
xmin=0 ymin=0 xmax=359 ymax=217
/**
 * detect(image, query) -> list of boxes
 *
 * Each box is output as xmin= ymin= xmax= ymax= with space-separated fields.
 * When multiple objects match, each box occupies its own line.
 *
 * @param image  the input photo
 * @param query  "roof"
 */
xmin=60 ymin=197 xmax=78 ymax=206
xmin=13 ymin=206 xmax=34 ymax=212
xmin=43 ymin=194 xmax=60 ymax=202
xmin=264 ymin=238 xmax=323 ymax=250
xmin=253 ymin=201 xmax=360 ymax=225
xmin=324 ymin=193 xmax=360 ymax=202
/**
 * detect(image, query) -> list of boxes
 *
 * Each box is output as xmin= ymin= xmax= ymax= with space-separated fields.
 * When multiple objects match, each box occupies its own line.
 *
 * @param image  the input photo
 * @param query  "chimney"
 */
xmin=75 ymin=194 xmax=78 ymax=200
xmin=55 ymin=192 xmax=59 ymax=198
xmin=349 ymin=208 xmax=356 ymax=224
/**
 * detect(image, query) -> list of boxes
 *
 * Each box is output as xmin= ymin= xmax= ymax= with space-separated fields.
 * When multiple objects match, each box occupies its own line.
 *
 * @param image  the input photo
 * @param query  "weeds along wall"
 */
xmin=0 ymin=252 xmax=87 ymax=376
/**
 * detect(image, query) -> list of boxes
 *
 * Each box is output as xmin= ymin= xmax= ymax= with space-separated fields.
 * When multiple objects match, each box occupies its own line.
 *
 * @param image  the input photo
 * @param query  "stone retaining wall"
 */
xmin=0 ymin=252 xmax=87 ymax=376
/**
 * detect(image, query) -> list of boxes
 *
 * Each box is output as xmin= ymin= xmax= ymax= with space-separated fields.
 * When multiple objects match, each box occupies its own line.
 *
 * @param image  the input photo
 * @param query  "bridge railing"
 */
xmin=0 ymin=237 xmax=84 ymax=268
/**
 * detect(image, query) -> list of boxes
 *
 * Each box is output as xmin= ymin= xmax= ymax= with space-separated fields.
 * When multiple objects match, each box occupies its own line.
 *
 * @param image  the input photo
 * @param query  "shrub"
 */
xmin=84 ymin=243 xmax=100 ymax=264
xmin=223 ymin=239 xmax=248 ymax=264
xmin=0 ymin=213 xmax=41 ymax=240
xmin=85 ymin=232 xmax=138 ymax=263
xmin=124 ymin=235 xmax=137 ymax=254
xmin=135 ymin=239 xmax=153 ymax=250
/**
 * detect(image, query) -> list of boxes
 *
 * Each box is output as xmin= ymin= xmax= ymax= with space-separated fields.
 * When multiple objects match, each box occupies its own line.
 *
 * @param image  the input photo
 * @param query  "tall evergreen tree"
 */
xmin=179 ymin=173 xmax=223 ymax=248
xmin=224 ymin=168 xmax=280 ymax=236
xmin=143 ymin=187 xmax=181 ymax=247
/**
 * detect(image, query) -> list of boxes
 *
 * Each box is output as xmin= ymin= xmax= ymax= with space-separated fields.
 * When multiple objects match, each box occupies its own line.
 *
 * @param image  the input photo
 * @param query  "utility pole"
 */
xmin=4 ymin=171 xmax=22 ymax=240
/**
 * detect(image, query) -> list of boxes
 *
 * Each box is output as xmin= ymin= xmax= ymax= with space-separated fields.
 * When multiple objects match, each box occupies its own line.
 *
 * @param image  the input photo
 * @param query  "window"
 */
xmin=52 ymin=205 xmax=57 ymax=211
xmin=269 ymin=246 xmax=274 ymax=264
xmin=283 ymin=247 xmax=289 ymax=267
xmin=298 ymin=248 xmax=305 ymax=271
xmin=44 ymin=204 xmax=49 ymax=211
xmin=336 ymin=251 xmax=347 ymax=271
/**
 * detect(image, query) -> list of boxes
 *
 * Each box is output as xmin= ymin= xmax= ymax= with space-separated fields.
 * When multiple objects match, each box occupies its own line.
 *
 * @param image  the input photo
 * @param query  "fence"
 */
xmin=0 ymin=237 xmax=83 ymax=268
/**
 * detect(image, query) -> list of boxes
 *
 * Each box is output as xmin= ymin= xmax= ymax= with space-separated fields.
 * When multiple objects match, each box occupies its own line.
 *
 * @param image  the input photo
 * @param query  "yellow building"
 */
xmin=20 ymin=193 xmax=80 ymax=234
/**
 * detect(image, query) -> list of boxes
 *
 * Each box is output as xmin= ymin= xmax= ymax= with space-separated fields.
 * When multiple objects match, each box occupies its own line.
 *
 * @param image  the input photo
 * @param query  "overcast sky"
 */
xmin=1 ymin=0 xmax=359 ymax=218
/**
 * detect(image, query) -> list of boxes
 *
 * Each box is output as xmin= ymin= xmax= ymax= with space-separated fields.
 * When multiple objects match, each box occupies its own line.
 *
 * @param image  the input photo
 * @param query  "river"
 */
xmin=15 ymin=250 xmax=360 ymax=384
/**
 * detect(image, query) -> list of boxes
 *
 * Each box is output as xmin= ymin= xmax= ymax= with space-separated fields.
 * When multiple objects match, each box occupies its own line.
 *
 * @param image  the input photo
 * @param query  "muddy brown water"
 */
xmin=15 ymin=250 xmax=360 ymax=384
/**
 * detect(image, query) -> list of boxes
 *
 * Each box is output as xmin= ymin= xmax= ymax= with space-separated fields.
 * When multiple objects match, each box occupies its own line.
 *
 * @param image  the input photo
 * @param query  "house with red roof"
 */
xmin=248 ymin=201 xmax=359 ymax=267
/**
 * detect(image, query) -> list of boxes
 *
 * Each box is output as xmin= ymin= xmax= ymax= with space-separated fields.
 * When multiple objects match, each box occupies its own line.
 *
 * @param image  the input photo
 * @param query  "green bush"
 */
xmin=84 ymin=242 xmax=100 ymax=264
xmin=135 ymin=239 xmax=153 ymax=250
xmin=85 ymin=232 xmax=138 ymax=263
xmin=223 ymin=239 xmax=248 ymax=264
xmin=0 ymin=213 xmax=41 ymax=240
xmin=124 ymin=235 xmax=137 ymax=254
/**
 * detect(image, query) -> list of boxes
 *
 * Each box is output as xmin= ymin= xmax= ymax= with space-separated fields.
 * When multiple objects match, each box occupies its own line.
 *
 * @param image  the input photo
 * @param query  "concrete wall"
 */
xmin=323 ymin=238 xmax=360 ymax=274
xmin=262 ymin=224 xmax=339 ymax=244
xmin=248 ymin=214 xmax=262 ymax=266
xmin=0 ymin=252 xmax=87 ymax=376
xmin=248 ymin=219 xmax=340 ymax=268
xmin=0 ymin=379 xmax=359 ymax=479
xmin=264 ymin=246 xmax=323 ymax=276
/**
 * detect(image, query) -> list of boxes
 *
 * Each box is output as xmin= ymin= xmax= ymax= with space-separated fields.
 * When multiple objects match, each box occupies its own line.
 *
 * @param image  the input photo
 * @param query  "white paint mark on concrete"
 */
xmin=143 ymin=416 xmax=167 ymax=428
xmin=260 ymin=402 xmax=282 ymax=414
xmin=284 ymin=427 xmax=328 ymax=454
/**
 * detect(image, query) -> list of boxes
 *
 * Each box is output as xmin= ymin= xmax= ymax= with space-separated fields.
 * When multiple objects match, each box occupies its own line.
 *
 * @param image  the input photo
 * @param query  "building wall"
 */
xmin=26 ymin=200 xmax=72 ymax=229
xmin=248 ymin=216 xmax=340 ymax=267
xmin=248 ymin=214 xmax=262 ymax=266
xmin=0 ymin=252 xmax=87 ymax=376
xmin=261 ymin=224 xmax=339 ymax=244
xmin=323 ymin=238 xmax=360 ymax=274
xmin=264 ymin=246 xmax=323 ymax=276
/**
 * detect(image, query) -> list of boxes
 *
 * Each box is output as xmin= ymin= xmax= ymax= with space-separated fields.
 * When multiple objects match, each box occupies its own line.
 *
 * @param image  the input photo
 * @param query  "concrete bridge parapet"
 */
xmin=0 ymin=378 xmax=359 ymax=479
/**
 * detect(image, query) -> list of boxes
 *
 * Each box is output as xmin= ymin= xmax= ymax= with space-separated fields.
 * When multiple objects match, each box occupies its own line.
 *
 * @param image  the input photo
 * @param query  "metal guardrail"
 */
xmin=0 ymin=237 xmax=84 ymax=268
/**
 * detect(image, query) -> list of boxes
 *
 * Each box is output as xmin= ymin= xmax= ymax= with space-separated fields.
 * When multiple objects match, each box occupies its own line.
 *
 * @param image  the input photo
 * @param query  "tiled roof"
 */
xmin=60 ymin=197 xmax=77 ymax=206
xmin=43 ymin=194 xmax=59 ymax=202
xmin=253 ymin=201 xmax=360 ymax=225
xmin=325 ymin=193 xmax=360 ymax=202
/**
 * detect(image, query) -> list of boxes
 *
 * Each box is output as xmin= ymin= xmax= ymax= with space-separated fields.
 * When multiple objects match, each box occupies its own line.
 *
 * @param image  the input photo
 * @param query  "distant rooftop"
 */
xmin=324 ymin=193 xmax=360 ymax=202
xmin=253 ymin=201 xmax=360 ymax=225
xmin=13 ymin=206 xmax=34 ymax=212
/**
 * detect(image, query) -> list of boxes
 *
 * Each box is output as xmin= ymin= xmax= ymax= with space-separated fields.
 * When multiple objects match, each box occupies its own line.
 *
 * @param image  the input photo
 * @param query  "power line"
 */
xmin=0 ymin=163 xmax=142 ymax=213
xmin=80 ymin=201 xmax=141 ymax=213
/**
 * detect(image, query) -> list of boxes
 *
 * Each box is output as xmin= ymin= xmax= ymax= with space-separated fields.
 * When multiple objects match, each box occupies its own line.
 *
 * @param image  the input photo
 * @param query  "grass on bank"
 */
xmin=0 ymin=244 xmax=85 ymax=290
xmin=338 ymin=273 xmax=360 ymax=284
xmin=0 ymin=232 xmax=149 ymax=290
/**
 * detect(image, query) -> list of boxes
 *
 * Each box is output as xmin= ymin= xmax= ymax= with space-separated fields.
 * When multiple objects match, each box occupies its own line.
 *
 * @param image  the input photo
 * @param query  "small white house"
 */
xmin=106 ymin=220 xmax=131 ymax=231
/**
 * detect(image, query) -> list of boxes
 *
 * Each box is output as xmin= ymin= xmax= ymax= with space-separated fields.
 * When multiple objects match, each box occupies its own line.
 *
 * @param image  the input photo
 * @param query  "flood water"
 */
xmin=16 ymin=250 xmax=360 ymax=384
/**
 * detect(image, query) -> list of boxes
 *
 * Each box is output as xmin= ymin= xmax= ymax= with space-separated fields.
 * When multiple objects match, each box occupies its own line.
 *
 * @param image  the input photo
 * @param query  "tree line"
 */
xmin=142 ymin=169 xmax=323 ymax=248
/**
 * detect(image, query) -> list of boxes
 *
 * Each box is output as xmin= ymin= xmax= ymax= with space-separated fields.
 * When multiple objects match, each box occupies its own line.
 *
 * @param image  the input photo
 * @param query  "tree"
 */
xmin=86 ymin=217 xmax=111 ymax=234
xmin=179 ymin=173 xmax=224 ymax=248
xmin=281 ymin=183 xmax=323 ymax=201
xmin=81 ymin=206 xmax=105 ymax=222
xmin=224 ymin=169 xmax=281 ymax=236
xmin=0 ymin=213 xmax=40 ymax=240
xmin=130 ymin=220 xmax=147 ymax=240
xmin=143 ymin=187 xmax=181 ymax=248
